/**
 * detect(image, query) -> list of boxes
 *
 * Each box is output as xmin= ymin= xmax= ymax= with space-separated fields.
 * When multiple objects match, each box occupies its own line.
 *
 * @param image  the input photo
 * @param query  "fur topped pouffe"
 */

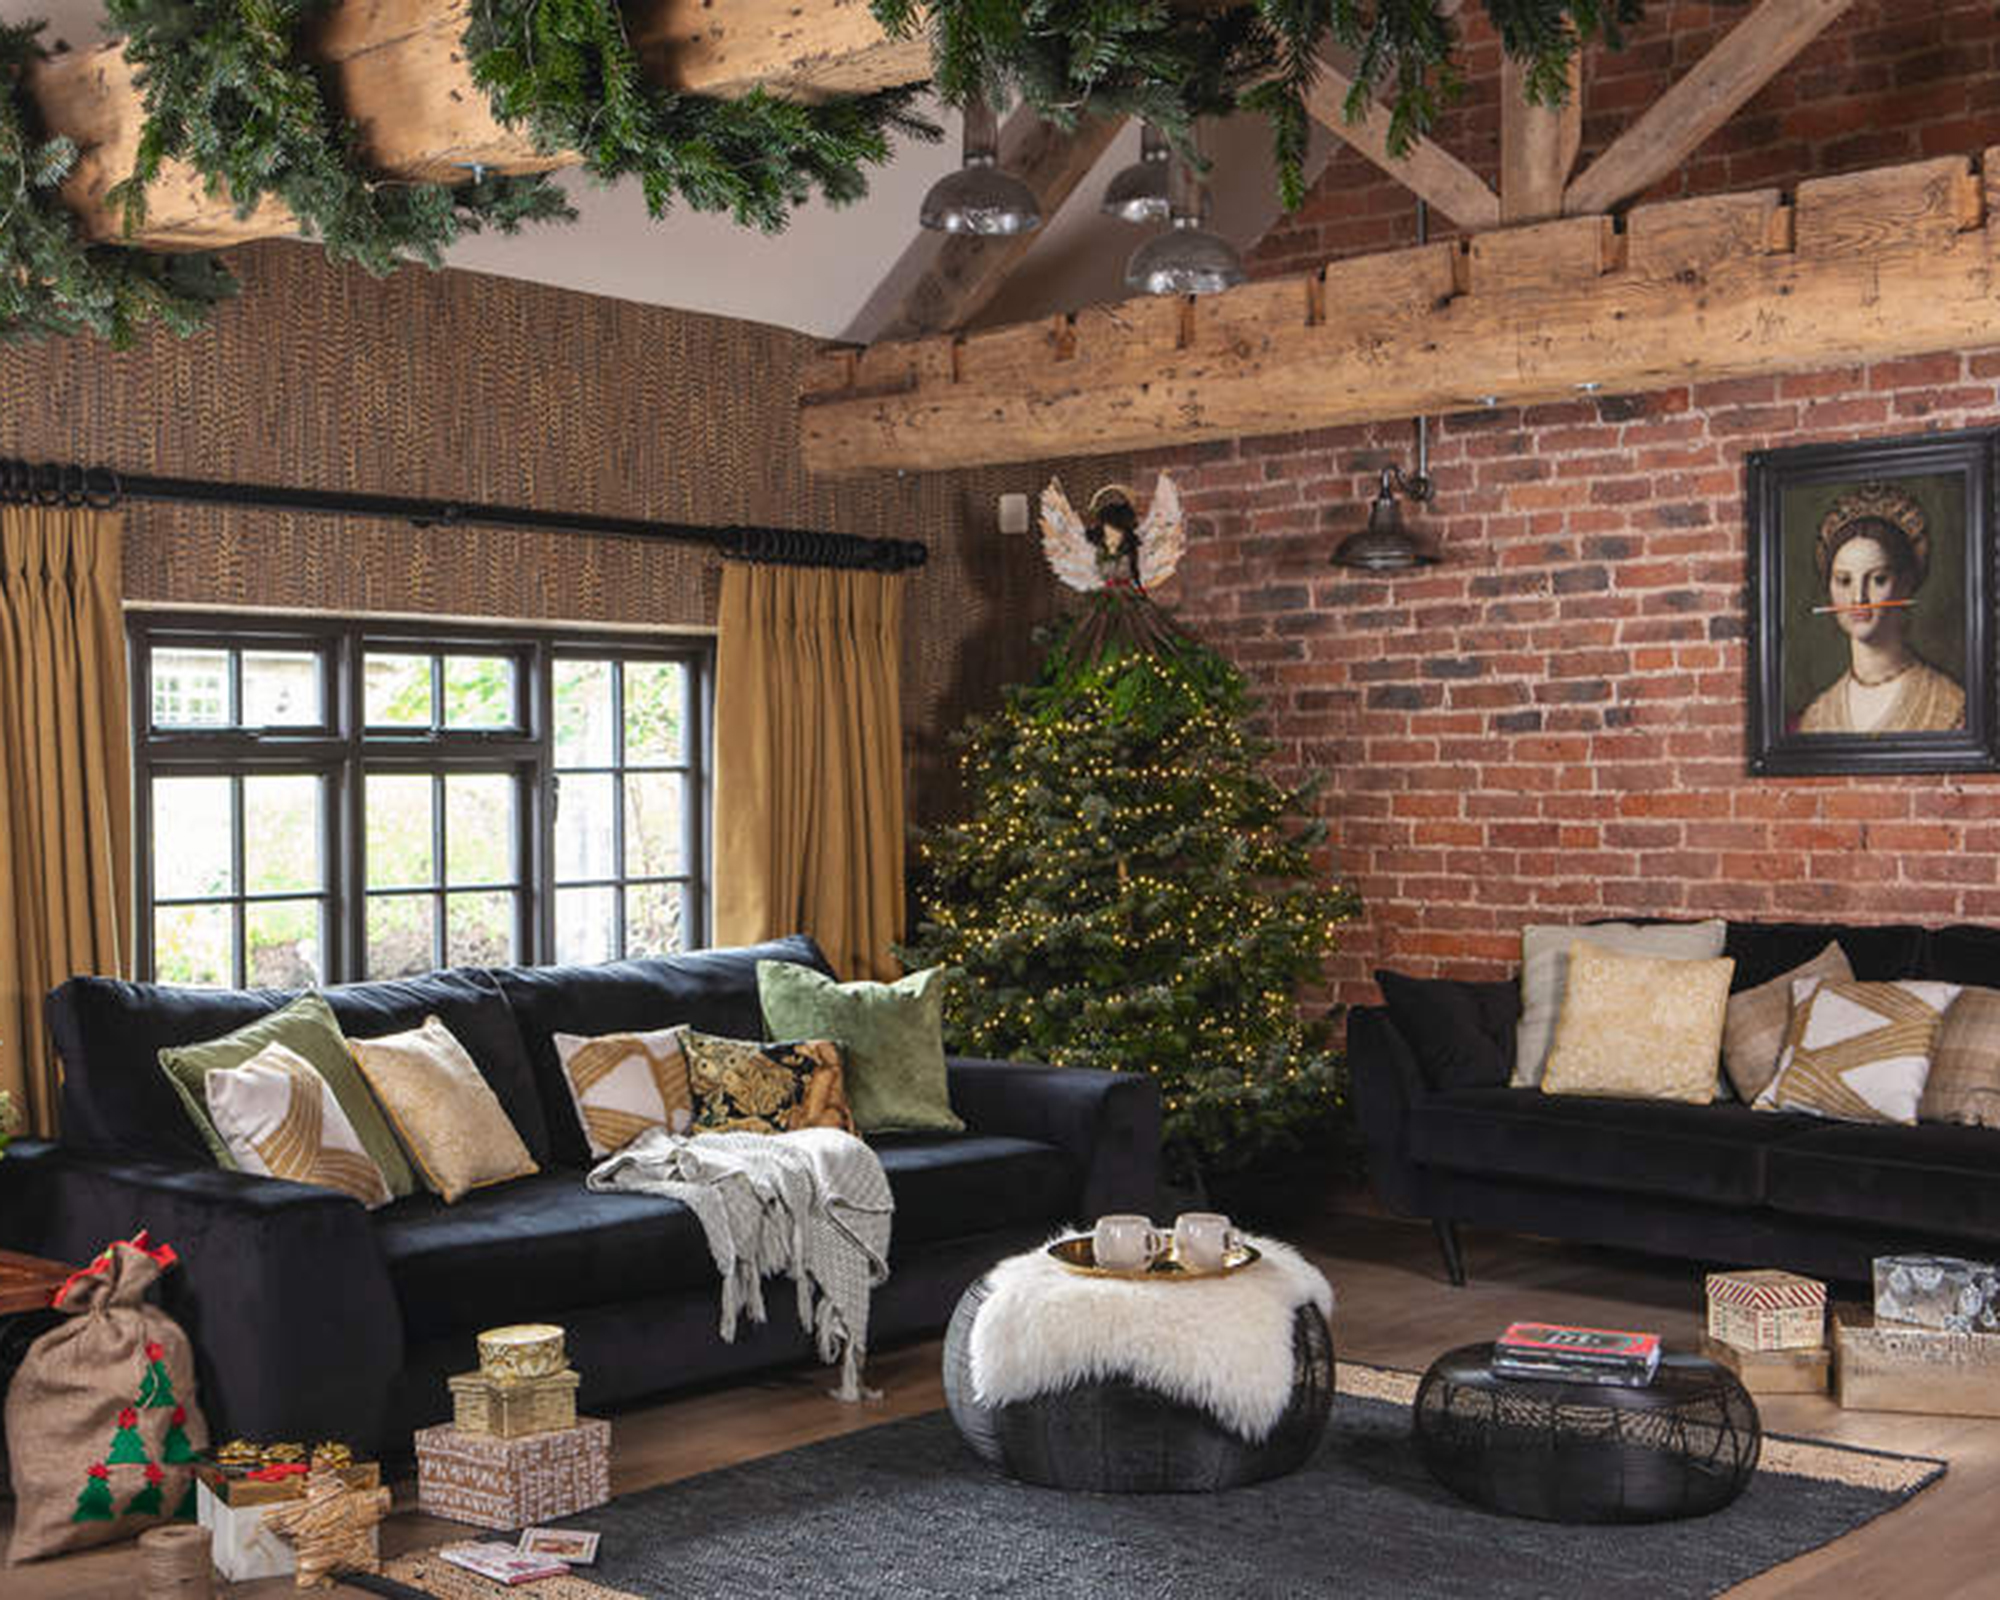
xmin=966 ymin=1235 xmax=1334 ymax=1443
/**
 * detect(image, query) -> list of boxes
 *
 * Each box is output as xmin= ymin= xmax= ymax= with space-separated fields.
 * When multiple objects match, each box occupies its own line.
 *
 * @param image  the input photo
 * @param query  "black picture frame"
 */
xmin=1747 ymin=427 xmax=1998 ymax=776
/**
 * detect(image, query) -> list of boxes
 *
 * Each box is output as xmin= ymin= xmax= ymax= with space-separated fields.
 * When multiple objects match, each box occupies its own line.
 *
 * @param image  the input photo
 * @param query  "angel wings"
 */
xmin=1039 ymin=472 xmax=1185 ymax=593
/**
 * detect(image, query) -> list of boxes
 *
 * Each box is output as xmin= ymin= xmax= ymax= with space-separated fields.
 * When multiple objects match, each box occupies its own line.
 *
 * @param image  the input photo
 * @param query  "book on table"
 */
xmin=1491 ymin=1321 xmax=1662 ymax=1386
xmin=436 ymin=1542 xmax=573 ymax=1584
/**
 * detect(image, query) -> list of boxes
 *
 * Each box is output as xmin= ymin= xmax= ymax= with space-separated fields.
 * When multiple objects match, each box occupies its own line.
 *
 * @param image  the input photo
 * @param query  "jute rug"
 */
xmin=460 ymin=1363 xmax=1946 ymax=1599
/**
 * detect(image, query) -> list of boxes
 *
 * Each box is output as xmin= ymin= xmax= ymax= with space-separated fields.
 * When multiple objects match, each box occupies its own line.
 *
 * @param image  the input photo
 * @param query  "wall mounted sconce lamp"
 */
xmin=1330 ymin=433 xmax=1437 ymax=571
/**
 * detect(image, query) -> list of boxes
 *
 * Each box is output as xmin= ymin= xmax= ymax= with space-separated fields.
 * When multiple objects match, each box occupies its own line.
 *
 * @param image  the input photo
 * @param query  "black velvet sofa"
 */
xmin=0 ymin=935 xmax=1160 ymax=1452
xmin=1351 ymin=919 xmax=2000 ymax=1287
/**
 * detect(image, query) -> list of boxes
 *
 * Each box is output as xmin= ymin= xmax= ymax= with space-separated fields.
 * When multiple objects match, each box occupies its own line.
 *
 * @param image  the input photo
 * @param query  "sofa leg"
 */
xmin=1433 ymin=1218 xmax=1466 ymax=1287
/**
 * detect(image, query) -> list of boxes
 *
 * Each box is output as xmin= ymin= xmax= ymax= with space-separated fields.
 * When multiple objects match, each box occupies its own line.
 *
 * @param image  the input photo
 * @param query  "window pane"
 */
xmin=366 ymin=894 xmax=435 ymax=978
xmin=447 ymin=891 xmax=516 ymax=966
xmin=151 ymin=647 xmax=231 ymax=728
xmin=366 ymin=653 xmax=432 ymax=727
xmin=366 ymin=774 xmax=434 ymax=888
xmin=245 ymin=775 xmax=323 ymax=895
xmin=555 ymin=886 xmax=616 ymax=966
xmin=155 ymin=903 xmax=232 ymax=986
xmin=247 ymin=899 xmax=322 ymax=987
xmin=554 ymin=659 xmax=614 ymax=767
xmin=625 ymin=883 xmax=683 ymax=959
xmin=444 ymin=655 xmax=515 ymax=729
xmin=153 ymin=776 xmax=234 ymax=899
xmin=623 ymin=773 xmax=684 ymax=878
xmin=242 ymin=651 xmax=322 ymax=727
xmin=624 ymin=661 xmax=685 ymax=765
xmin=555 ymin=773 xmax=616 ymax=881
xmin=446 ymin=774 xmax=516 ymax=886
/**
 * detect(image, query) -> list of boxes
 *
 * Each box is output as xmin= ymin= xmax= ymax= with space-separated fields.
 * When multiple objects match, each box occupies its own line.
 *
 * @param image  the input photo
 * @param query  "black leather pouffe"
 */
xmin=941 ymin=1272 xmax=1335 ymax=1493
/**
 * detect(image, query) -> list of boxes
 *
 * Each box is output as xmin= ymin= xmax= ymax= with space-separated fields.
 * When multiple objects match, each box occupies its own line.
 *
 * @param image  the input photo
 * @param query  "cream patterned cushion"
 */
xmin=1757 ymin=978 xmax=1963 ymax=1126
xmin=348 ymin=1016 xmax=539 ymax=1202
xmin=203 ymin=1041 xmax=392 ymax=1209
xmin=1920 ymin=987 xmax=2000 ymax=1127
xmin=1540 ymin=943 xmax=1736 ymax=1103
xmin=554 ymin=1026 xmax=694 ymax=1158
xmin=1721 ymin=941 xmax=1853 ymax=1104
xmin=1513 ymin=919 xmax=1727 ymax=1087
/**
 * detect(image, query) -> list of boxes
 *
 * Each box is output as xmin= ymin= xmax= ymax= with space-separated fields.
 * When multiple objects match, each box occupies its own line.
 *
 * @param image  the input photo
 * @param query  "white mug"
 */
xmin=1094 ymin=1214 xmax=1168 ymax=1271
xmin=1173 ymin=1211 xmax=1242 ymax=1272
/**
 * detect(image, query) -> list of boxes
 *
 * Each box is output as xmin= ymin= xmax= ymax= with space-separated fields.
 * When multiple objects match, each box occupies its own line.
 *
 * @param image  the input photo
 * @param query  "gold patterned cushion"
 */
xmin=203 ymin=1041 xmax=392 ymax=1209
xmin=1512 ymin=919 xmax=1727 ymax=1087
xmin=554 ymin=1026 xmax=694 ymax=1158
xmin=682 ymin=1032 xmax=855 ymax=1137
xmin=1757 ymin=978 xmax=1963 ymax=1126
xmin=348 ymin=1016 xmax=539 ymax=1202
xmin=1920 ymin=987 xmax=2000 ymax=1127
xmin=1539 ymin=943 xmax=1736 ymax=1103
xmin=1722 ymin=941 xmax=1853 ymax=1104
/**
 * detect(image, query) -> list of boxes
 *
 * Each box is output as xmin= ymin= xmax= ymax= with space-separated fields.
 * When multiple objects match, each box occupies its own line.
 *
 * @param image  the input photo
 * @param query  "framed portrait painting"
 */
xmin=1747 ymin=428 xmax=1998 ymax=775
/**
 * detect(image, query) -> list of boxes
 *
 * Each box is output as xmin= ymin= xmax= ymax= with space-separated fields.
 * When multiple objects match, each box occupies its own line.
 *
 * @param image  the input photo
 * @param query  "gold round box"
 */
xmin=476 ymin=1323 xmax=567 ymax=1382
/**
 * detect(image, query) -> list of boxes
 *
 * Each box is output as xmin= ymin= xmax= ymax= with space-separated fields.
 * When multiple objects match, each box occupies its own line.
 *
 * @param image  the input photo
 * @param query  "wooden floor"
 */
xmin=9 ymin=1206 xmax=1995 ymax=1598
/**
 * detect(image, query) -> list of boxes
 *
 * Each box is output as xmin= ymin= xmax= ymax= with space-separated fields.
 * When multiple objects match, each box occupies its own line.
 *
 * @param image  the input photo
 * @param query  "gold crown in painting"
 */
xmin=1815 ymin=481 xmax=1930 ymax=589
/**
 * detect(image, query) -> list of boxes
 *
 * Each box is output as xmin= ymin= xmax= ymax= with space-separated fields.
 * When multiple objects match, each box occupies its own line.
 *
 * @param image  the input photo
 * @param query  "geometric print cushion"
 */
xmin=682 ymin=1031 xmax=856 ymax=1137
xmin=202 ymin=1041 xmax=393 ymax=1209
xmin=554 ymin=1025 xmax=695 ymax=1159
xmin=1756 ymin=977 xmax=1963 ymax=1126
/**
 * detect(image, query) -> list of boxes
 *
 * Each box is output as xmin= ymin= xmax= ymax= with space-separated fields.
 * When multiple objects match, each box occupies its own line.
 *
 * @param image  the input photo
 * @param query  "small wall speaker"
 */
xmin=997 ymin=492 xmax=1031 ymax=536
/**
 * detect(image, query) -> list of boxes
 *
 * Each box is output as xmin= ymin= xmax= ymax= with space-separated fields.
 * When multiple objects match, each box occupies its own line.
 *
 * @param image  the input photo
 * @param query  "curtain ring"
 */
xmin=85 ymin=466 xmax=122 ymax=510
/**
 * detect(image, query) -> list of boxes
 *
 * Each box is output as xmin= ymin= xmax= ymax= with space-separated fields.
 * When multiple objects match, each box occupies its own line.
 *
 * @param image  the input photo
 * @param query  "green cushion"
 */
xmin=157 ymin=992 xmax=417 ymax=1199
xmin=756 ymin=961 xmax=963 ymax=1135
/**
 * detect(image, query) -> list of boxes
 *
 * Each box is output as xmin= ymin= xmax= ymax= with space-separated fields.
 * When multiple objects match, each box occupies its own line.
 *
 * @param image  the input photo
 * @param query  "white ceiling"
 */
xmin=21 ymin=0 xmax=1330 ymax=340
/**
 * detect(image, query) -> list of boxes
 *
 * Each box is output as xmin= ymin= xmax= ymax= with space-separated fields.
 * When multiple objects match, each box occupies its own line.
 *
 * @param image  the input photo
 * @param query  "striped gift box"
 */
xmin=1706 ymin=1269 xmax=1827 ymax=1351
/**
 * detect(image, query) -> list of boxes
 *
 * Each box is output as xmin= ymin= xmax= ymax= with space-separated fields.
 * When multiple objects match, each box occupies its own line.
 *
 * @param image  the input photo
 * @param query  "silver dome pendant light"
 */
xmin=1099 ymin=122 xmax=1173 ymax=223
xmin=1123 ymin=128 xmax=1246 ymax=296
xmin=919 ymin=97 xmax=1043 ymax=236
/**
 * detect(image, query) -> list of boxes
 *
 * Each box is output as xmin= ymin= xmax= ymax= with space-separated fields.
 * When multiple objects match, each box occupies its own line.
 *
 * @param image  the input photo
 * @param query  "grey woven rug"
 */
xmin=549 ymin=1364 xmax=1943 ymax=1600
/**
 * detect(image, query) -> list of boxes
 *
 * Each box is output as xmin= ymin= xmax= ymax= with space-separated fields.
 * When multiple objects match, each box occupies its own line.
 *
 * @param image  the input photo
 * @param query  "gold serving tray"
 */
xmin=1047 ymin=1235 xmax=1261 ymax=1281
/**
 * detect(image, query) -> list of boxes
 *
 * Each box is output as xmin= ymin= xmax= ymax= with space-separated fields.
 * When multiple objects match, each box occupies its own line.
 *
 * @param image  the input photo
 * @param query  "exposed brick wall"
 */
xmin=1153 ymin=359 xmax=2000 ymax=1011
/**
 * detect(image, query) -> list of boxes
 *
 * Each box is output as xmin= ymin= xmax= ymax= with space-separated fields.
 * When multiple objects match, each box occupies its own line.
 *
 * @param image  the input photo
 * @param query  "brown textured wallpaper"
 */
xmin=0 ymin=240 xmax=1133 ymax=821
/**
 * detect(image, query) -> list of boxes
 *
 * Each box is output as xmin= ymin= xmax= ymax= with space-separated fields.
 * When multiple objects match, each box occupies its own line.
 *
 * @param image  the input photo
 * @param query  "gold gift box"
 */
xmin=195 ymin=1460 xmax=380 ymax=1508
xmin=1698 ymin=1335 xmax=1829 ymax=1396
xmin=1834 ymin=1305 xmax=2000 ymax=1417
xmin=476 ymin=1323 xmax=567 ymax=1382
xmin=447 ymin=1367 xmax=581 ymax=1438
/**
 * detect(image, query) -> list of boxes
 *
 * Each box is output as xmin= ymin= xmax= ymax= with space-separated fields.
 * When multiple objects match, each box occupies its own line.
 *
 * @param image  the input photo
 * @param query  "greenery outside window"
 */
xmin=131 ymin=614 xmax=710 ymax=987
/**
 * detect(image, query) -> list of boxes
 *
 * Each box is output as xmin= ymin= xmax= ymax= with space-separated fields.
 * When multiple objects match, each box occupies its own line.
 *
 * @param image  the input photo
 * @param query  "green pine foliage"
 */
xmin=899 ymin=599 xmax=1362 ymax=1180
xmin=464 ymin=0 xmax=938 ymax=232
xmin=0 ymin=22 xmax=231 ymax=346
xmin=872 ymin=0 xmax=1646 ymax=209
xmin=105 ymin=0 xmax=575 ymax=277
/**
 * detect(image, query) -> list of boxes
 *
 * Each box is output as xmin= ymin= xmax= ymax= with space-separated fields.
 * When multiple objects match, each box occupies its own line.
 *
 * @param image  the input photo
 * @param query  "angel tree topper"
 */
xmin=1040 ymin=473 xmax=1184 ymax=594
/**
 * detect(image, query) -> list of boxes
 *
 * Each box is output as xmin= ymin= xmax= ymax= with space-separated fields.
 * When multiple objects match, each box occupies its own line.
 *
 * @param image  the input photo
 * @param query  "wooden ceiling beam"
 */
xmin=28 ymin=0 xmax=925 ymax=250
xmin=860 ymin=110 xmax=1127 ymax=343
xmin=1500 ymin=50 xmax=1582 ymax=223
xmin=1302 ymin=55 xmax=1500 ymax=232
xmin=798 ymin=151 xmax=1997 ymax=474
xmin=1566 ymin=0 xmax=1856 ymax=217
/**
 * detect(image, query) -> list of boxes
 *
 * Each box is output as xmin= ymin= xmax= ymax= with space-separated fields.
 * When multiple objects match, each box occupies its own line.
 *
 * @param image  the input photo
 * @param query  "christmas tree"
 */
xmin=126 ymin=1462 xmax=165 ymax=1518
xmin=137 ymin=1341 xmax=176 ymax=1408
xmin=162 ymin=1405 xmax=197 ymax=1465
xmin=72 ymin=1463 xmax=114 ymax=1522
xmin=901 ymin=595 xmax=1361 ymax=1182
xmin=106 ymin=1407 xmax=148 ymax=1464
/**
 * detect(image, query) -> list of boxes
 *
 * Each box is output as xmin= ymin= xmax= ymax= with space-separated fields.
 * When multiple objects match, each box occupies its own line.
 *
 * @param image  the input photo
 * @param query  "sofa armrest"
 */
xmin=1346 ymin=1006 xmax=1435 ymax=1217
xmin=946 ymin=1058 xmax=1161 ymax=1221
xmin=0 ymin=1140 xmax=403 ymax=1449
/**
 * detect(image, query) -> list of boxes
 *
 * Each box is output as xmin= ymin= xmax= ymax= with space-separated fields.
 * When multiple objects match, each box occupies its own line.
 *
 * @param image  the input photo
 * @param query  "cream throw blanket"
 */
xmin=587 ymin=1126 xmax=893 ymax=1400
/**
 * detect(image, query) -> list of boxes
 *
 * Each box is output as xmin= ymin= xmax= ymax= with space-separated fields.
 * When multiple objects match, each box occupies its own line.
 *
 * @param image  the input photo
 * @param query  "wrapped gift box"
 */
xmin=1834 ymin=1306 xmax=2000 ymax=1416
xmin=447 ymin=1367 xmax=580 ymax=1439
xmin=195 ymin=1465 xmax=381 ymax=1584
xmin=1873 ymin=1254 xmax=2000 ymax=1334
xmin=1698 ymin=1335 xmax=1830 ymax=1396
xmin=415 ymin=1418 xmax=610 ymax=1531
xmin=1706 ymin=1268 xmax=1826 ymax=1351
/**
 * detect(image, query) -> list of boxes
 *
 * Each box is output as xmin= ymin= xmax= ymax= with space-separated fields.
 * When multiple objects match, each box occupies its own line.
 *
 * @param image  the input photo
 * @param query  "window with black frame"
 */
xmin=131 ymin=615 xmax=710 ymax=987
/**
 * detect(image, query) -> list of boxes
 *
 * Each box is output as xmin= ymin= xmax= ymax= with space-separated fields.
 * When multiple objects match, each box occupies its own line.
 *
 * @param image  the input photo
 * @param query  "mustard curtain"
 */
xmin=0 ymin=506 xmax=133 ymax=1138
xmin=712 ymin=562 xmax=906 ymax=982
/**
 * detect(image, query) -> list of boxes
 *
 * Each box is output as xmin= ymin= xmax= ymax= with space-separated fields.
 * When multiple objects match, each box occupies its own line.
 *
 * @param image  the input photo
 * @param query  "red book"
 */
xmin=1496 ymin=1322 xmax=1661 ymax=1362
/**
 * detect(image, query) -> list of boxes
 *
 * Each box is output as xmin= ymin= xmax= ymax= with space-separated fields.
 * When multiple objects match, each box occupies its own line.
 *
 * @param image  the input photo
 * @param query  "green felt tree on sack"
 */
xmin=900 ymin=588 xmax=1362 ymax=1188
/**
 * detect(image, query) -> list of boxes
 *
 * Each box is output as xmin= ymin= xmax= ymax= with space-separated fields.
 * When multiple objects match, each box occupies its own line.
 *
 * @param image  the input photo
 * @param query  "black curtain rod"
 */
xmin=0 ymin=458 xmax=928 ymax=574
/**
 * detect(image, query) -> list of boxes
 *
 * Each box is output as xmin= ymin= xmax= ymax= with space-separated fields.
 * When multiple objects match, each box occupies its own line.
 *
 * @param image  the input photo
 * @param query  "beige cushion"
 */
xmin=203 ymin=1041 xmax=392 ymax=1209
xmin=554 ymin=1026 xmax=694 ymax=1158
xmin=1757 ymin=978 xmax=1962 ymax=1126
xmin=1722 ymin=941 xmax=1853 ymax=1104
xmin=1513 ymin=919 xmax=1727 ymax=1087
xmin=348 ymin=1016 xmax=538 ymax=1202
xmin=1540 ymin=944 xmax=1736 ymax=1104
xmin=1922 ymin=986 xmax=2000 ymax=1127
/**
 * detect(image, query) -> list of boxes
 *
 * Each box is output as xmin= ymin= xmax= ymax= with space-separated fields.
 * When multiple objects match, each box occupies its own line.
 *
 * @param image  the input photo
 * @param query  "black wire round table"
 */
xmin=1413 ymin=1343 xmax=1761 ymax=1524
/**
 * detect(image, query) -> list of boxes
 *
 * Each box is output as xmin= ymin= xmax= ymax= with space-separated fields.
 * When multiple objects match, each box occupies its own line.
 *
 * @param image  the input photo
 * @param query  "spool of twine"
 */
xmin=138 ymin=1523 xmax=213 ymax=1599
